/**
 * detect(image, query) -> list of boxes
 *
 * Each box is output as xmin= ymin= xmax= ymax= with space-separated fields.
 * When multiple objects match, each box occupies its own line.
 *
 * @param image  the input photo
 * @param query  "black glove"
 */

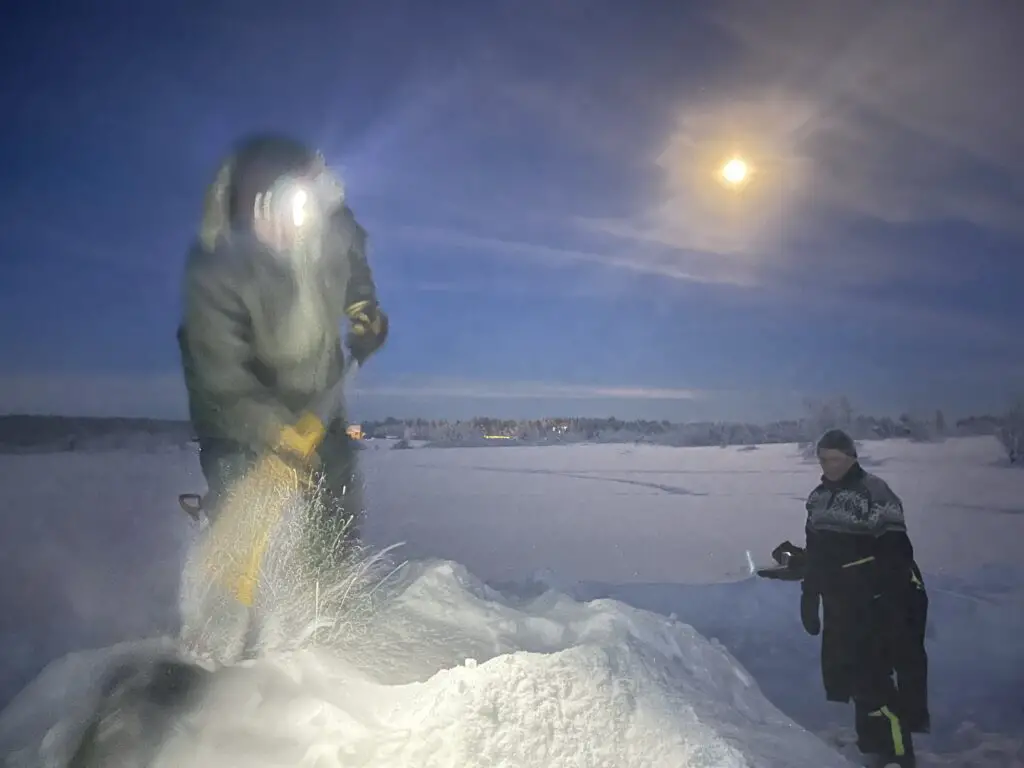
xmin=345 ymin=300 xmax=388 ymax=364
xmin=771 ymin=540 xmax=807 ymax=572
xmin=800 ymin=587 xmax=821 ymax=636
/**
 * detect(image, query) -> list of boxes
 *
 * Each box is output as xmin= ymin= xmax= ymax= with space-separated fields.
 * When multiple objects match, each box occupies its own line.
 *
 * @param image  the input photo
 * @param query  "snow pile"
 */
xmin=0 ymin=559 xmax=853 ymax=768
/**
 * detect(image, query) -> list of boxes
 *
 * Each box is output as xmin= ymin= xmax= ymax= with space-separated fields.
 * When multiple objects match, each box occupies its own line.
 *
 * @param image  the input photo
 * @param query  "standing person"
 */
xmin=798 ymin=429 xmax=930 ymax=767
xmin=177 ymin=133 xmax=388 ymax=568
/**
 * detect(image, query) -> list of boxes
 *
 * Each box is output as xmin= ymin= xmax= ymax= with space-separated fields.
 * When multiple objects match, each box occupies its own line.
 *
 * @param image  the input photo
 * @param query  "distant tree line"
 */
xmin=1 ymin=395 xmax=1021 ymax=462
xmin=361 ymin=395 xmax=1016 ymax=457
xmin=0 ymin=415 xmax=193 ymax=454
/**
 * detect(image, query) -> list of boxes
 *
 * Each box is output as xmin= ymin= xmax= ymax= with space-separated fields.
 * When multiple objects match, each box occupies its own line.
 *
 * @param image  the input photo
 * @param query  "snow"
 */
xmin=0 ymin=435 xmax=1022 ymax=766
xmin=0 ymin=560 xmax=852 ymax=767
xmin=360 ymin=436 xmax=1024 ymax=583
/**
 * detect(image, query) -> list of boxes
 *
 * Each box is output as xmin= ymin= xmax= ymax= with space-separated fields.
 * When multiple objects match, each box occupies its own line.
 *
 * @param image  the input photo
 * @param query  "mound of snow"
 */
xmin=0 ymin=560 xmax=853 ymax=767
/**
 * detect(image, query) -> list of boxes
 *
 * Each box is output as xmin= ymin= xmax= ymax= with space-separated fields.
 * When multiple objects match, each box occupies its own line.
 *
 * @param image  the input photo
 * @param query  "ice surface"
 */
xmin=0 ymin=560 xmax=854 ymax=768
xmin=360 ymin=436 xmax=1024 ymax=584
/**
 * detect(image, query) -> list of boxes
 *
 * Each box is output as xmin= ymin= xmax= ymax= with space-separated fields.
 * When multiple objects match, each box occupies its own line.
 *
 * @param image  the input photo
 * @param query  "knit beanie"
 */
xmin=816 ymin=428 xmax=857 ymax=458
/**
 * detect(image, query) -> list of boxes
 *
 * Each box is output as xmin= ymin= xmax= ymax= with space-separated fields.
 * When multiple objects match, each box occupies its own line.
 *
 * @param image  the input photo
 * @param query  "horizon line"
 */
xmin=0 ymin=409 xmax=1004 ymax=428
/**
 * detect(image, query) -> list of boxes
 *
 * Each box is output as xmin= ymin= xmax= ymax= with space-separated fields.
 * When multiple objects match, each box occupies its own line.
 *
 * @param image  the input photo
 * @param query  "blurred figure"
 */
xmin=796 ymin=429 xmax=930 ymax=767
xmin=177 ymin=133 xmax=388 ymax=565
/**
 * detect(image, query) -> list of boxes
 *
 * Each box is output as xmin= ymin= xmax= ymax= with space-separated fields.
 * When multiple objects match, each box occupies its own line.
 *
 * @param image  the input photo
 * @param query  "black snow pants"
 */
xmin=196 ymin=419 xmax=365 ymax=569
xmin=819 ymin=564 xmax=929 ymax=763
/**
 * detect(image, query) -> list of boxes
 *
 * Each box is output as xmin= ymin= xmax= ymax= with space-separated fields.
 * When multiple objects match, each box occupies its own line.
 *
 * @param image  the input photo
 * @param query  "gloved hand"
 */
xmin=771 ymin=540 xmax=807 ymax=571
xmin=345 ymin=300 xmax=389 ymax=364
xmin=273 ymin=411 xmax=326 ymax=464
xmin=800 ymin=587 xmax=821 ymax=636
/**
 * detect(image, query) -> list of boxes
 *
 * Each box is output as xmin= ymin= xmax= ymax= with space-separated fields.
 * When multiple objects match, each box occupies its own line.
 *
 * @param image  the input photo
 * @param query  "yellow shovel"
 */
xmin=190 ymin=359 xmax=360 ymax=608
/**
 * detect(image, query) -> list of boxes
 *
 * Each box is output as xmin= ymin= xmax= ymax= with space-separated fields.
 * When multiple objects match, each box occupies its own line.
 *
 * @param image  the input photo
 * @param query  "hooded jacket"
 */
xmin=177 ymin=154 xmax=378 ymax=452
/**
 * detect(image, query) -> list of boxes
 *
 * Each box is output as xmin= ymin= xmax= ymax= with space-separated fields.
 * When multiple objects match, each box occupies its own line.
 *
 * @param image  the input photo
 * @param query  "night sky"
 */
xmin=1 ymin=0 xmax=1022 ymax=423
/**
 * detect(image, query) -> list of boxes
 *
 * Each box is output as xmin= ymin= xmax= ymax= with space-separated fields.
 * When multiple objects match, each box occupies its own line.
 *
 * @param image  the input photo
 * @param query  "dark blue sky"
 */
xmin=1 ymin=0 xmax=1022 ymax=422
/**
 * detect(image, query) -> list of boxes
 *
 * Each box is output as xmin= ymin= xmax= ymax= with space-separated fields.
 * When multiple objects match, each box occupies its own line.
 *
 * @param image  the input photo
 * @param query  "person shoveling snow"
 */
xmin=177 ymin=132 xmax=388 ymax=560
xmin=58 ymin=136 xmax=398 ymax=764
xmin=171 ymin=133 xmax=390 ymax=659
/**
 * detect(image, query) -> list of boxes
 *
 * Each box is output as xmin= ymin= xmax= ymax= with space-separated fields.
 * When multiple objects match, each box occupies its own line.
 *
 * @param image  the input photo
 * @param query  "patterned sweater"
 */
xmin=802 ymin=463 xmax=916 ymax=597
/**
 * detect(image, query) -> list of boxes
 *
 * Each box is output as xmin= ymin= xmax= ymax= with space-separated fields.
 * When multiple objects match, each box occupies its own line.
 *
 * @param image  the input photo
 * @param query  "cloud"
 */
xmin=716 ymin=1 xmax=1024 ymax=228
xmin=0 ymin=373 xmax=188 ymax=418
xmin=3 ymin=368 xmax=1018 ymax=424
xmin=388 ymin=225 xmax=732 ymax=285
xmin=0 ymin=372 xmax=703 ymax=419
xmin=405 ymin=276 xmax=622 ymax=300
xmin=392 ymin=221 xmax=1020 ymax=356
xmin=583 ymin=1 xmax=1024 ymax=287
xmin=354 ymin=4 xmax=1017 ymax=294
xmin=580 ymin=93 xmax=817 ymax=285
xmin=356 ymin=377 xmax=705 ymax=401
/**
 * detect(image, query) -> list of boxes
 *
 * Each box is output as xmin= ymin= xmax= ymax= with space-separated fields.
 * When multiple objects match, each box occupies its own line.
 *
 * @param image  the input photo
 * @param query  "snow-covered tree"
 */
xmin=900 ymin=411 xmax=939 ymax=443
xmin=799 ymin=395 xmax=857 ymax=457
xmin=801 ymin=396 xmax=854 ymax=437
xmin=997 ymin=397 xmax=1024 ymax=465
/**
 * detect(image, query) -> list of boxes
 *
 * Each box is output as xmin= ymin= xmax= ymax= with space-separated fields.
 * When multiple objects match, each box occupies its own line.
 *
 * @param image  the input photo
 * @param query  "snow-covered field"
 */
xmin=0 ymin=436 xmax=1021 ymax=766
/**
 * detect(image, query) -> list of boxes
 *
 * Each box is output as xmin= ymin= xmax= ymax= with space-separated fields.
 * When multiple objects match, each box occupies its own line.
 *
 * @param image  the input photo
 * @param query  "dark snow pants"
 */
xmin=820 ymin=566 xmax=929 ymax=762
xmin=196 ymin=419 xmax=365 ymax=568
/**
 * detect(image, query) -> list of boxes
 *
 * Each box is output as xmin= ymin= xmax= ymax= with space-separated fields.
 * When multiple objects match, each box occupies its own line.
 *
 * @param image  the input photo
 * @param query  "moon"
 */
xmin=721 ymin=157 xmax=749 ymax=185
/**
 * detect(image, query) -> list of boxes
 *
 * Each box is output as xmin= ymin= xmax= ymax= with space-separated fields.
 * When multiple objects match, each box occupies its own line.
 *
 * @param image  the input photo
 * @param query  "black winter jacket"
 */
xmin=802 ymin=463 xmax=929 ymax=732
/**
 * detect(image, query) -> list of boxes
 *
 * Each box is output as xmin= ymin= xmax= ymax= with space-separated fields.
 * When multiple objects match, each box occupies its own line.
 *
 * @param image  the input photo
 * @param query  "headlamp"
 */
xmin=256 ymin=165 xmax=344 ymax=232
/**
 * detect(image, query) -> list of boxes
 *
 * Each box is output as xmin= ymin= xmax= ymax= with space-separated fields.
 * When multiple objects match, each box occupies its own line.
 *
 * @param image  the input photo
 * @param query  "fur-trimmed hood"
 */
xmin=198 ymin=154 xmax=237 ymax=252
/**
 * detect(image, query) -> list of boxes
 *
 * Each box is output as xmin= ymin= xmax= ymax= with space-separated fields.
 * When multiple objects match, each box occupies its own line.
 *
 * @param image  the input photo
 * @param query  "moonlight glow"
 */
xmin=721 ymin=157 xmax=748 ymax=185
